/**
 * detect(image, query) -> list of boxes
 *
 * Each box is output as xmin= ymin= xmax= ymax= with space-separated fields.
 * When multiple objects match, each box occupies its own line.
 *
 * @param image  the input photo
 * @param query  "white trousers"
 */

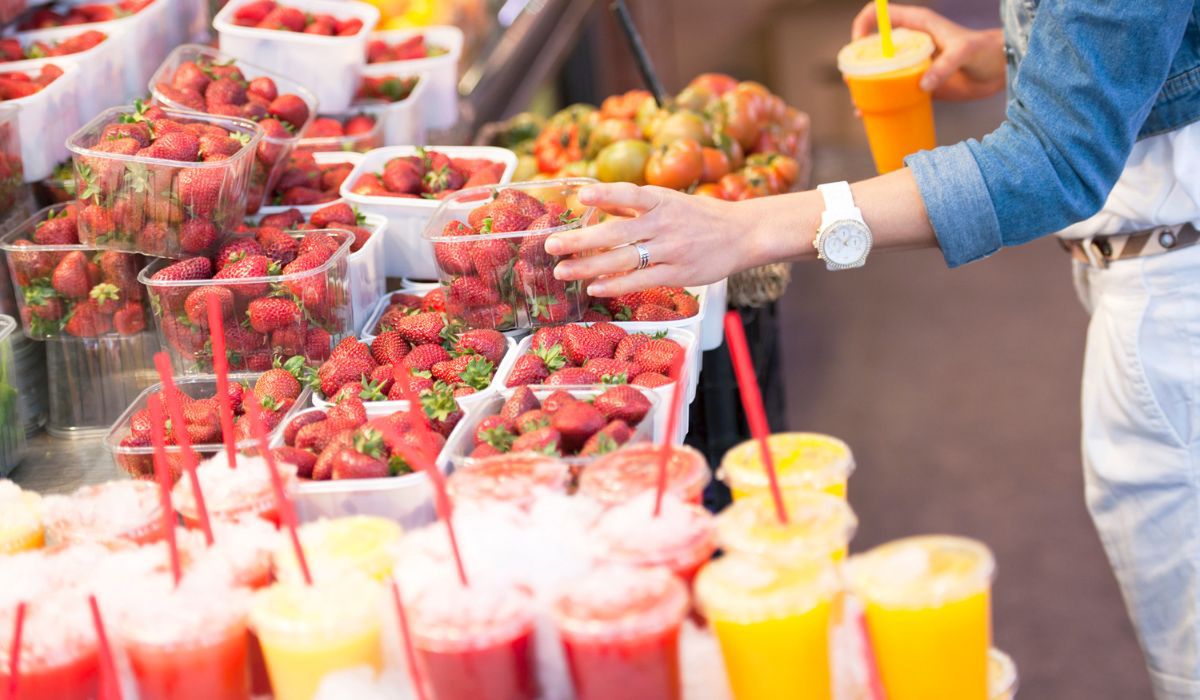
xmin=1076 ymin=243 xmax=1200 ymax=699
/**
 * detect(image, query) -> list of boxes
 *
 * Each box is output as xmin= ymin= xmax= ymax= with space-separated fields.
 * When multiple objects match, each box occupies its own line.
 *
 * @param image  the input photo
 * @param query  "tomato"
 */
xmin=600 ymin=90 xmax=653 ymax=120
xmin=743 ymin=165 xmax=784 ymax=195
xmin=746 ymin=152 xmax=801 ymax=190
xmin=674 ymin=84 xmax=716 ymax=113
xmin=547 ymin=103 xmax=596 ymax=130
xmin=596 ymin=139 xmax=651 ymax=184
xmin=635 ymin=98 xmax=665 ymax=138
xmin=535 ymin=124 xmax=584 ymax=174
xmin=688 ymin=72 xmax=739 ymax=96
xmin=713 ymin=131 xmax=745 ymax=170
xmin=650 ymin=110 xmax=712 ymax=147
xmin=645 ymin=138 xmax=704 ymax=190
xmin=719 ymin=89 xmax=765 ymax=151
xmin=693 ymin=182 xmax=726 ymax=199
xmin=719 ymin=170 xmax=771 ymax=201
xmin=700 ymin=147 xmax=730 ymax=183
xmin=586 ymin=118 xmax=642 ymax=158
xmin=513 ymin=154 xmax=539 ymax=182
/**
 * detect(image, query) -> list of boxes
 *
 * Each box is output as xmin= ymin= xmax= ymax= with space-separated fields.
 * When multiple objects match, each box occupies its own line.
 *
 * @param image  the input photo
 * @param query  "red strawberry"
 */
xmin=48 ymin=251 xmax=91 ymax=299
xmin=579 ymin=420 xmax=634 ymax=457
xmin=181 ymin=401 xmax=221 ymax=443
xmin=330 ymin=448 xmax=389 ymax=480
xmin=258 ymin=209 xmax=304 ymax=229
xmin=434 ymin=241 xmax=474 ymax=276
xmin=326 ymin=395 xmax=367 ymax=431
xmin=632 ymin=304 xmax=685 ymax=321
xmin=448 ymin=276 xmax=499 ymax=307
xmin=512 ymin=408 xmax=550 ymax=434
xmin=295 ymin=419 xmax=337 ymax=453
xmin=511 ymin=427 xmax=561 ymax=455
xmin=88 ymin=283 xmax=121 ymax=314
xmin=271 ymin=446 xmax=317 ymax=478
xmin=473 ymin=415 xmax=516 ymax=447
xmin=311 ymin=430 xmax=356 ymax=480
xmin=589 ymin=322 xmax=626 ymax=345
xmin=392 ymin=312 xmax=445 ymax=346
xmin=177 ymin=168 xmax=226 ymax=218
xmin=420 ymin=387 xmax=463 ymax=437
xmin=32 ymin=213 xmax=77 ymax=245
xmin=632 ymin=338 xmax=683 ymax=376
xmin=205 ymin=77 xmax=247 ymax=109
xmin=431 ymin=355 xmax=494 ymax=390
xmin=546 ymin=367 xmax=597 ymax=386
xmin=531 ymin=326 xmax=566 ymax=351
xmin=305 ymin=327 xmax=332 ymax=361
xmin=403 ymin=343 xmax=451 ymax=372
xmin=370 ymin=331 xmax=410 ymax=365
xmin=422 ymin=288 xmax=446 ymax=312
xmin=381 ymin=159 xmax=421 ymax=194
xmin=247 ymin=297 xmax=300 ymax=333
xmin=670 ymin=289 xmax=700 ymax=317
xmin=593 ymin=385 xmax=652 ymax=425
xmin=142 ymin=130 xmax=200 ymax=162
xmin=562 ymin=325 xmax=616 ymax=366
xmin=582 ymin=358 xmax=640 ymax=384
xmin=631 ymin=372 xmax=672 ymax=388
xmin=467 ymin=203 xmax=492 ymax=230
xmin=112 ymin=303 xmax=146 ymax=335
xmin=183 ymin=286 xmax=233 ymax=326
xmin=500 ymin=386 xmax=541 ymax=422
xmin=551 ymin=401 xmax=606 ymax=452
xmin=614 ymin=334 xmax=651 ymax=362
xmin=269 ymin=94 xmax=310 ymax=130
xmin=454 ymin=329 xmax=507 ymax=366
xmin=494 ymin=189 xmax=545 ymax=221
xmin=310 ymin=202 xmax=356 ymax=228
xmin=284 ymin=410 xmax=327 ymax=446
xmin=482 ymin=206 xmax=529 ymax=233
xmin=214 ymin=254 xmax=275 ymax=299
xmin=257 ymin=227 xmax=300 ymax=266
xmin=540 ymin=390 xmax=578 ymax=414
xmin=470 ymin=443 xmax=504 ymax=459
xmin=609 ymin=288 xmax=675 ymax=318
xmin=505 ymin=355 xmax=548 ymax=387
xmin=468 ymin=238 xmax=515 ymax=280
xmin=247 ymin=76 xmax=278 ymax=102
xmin=215 ymin=238 xmax=265 ymax=271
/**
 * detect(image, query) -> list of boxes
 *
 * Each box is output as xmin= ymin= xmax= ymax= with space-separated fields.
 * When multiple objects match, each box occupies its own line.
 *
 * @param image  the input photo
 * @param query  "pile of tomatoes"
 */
xmin=493 ymin=73 xmax=806 ymax=201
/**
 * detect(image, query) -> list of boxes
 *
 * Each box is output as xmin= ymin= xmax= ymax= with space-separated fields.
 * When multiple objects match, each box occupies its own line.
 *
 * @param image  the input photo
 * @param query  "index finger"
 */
xmin=851 ymin=2 xmax=878 ymax=39
xmin=579 ymin=182 xmax=663 ymax=215
xmin=544 ymin=216 xmax=641 ymax=257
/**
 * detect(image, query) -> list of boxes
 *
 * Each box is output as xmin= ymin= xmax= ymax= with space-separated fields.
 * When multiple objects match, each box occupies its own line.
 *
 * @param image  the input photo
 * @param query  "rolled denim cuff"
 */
xmin=906 ymin=143 xmax=1003 ymax=268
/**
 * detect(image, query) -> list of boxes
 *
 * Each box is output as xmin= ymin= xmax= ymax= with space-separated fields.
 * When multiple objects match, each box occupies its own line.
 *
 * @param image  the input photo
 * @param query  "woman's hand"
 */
xmin=851 ymin=3 xmax=1006 ymax=101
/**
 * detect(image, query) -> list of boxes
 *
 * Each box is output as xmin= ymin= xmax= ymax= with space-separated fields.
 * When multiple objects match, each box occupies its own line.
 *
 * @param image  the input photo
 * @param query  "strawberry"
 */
xmin=392 ymin=311 xmax=445 ymax=346
xmin=469 ymin=238 xmax=515 ymax=280
xmin=297 ymin=231 xmax=341 ymax=260
xmin=473 ymin=415 xmax=516 ymax=448
xmin=215 ymin=238 xmax=264 ymax=271
xmin=112 ymin=303 xmax=145 ymax=336
xmin=269 ymin=94 xmax=310 ymax=130
xmin=482 ymin=206 xmax=530 ymax=233
xmin=420 ymin=386 xmax=463 ymax=437
xmin=582 ymin=358 xmax=640 ymax=384
xmin=562 ymin=325 xmax=615 ymax=366
xmin=632 ymin=304 xmax=685 ymax=321
xmin=381 ymin=158 xmax=421 ymax=194
xmin=505 ymin=354 xmax=549 ymax=387
xmin=311 ymin=430 xmax=356 ymax=480
xmin=310 ymin=202 xmax=357 ymax=228
xmin=88 ymin=283 xmax=121 ymax=314
xmin=511 ymin=427 xmax=561 ymax=456
xmin=551 ymin=401 xmax=606 ymax=452
xmin=271 ymin=446 xmax=317 ymax=478
xmin=247 ymin=297 xmax=300 ymax=333
xmin=422 ymin=288 xmax=446 ymax=312
xmin=295 ymin=419 xmax=337 ymax=453
xmin=284 ymin=409 xmax=327 ymax=446
xmin=494 ymin=189 xmax=545 ymax=221
xmin=531 ymin=326 xmax=566 ymax=351
xmin=370 ymin=331 xmax=410 ymax=365
xmin=258 ymin=209 xmax=304 ymax=229
xmin=500 ymin=386 xmax=540 ymax=422
xmin=97 ymin=251 xmax=141 ymax=300
xmin=631 ymin=372 xmax=672 ymax=388
xmin=246 ymin=75 xmax=277 ymax=101
xmin=582 ymin=308 xmax=612 ymax=323
xmin=670 ymin=289 xmax=700 ymax=317
xmin=367 ymin=366 xmax=394 ymax=397
xmin=390 ymin=374 xmax=433 ymax=399
xmin=50 ymin=251 xmax=91 ymax=298
xmin=579 ymin=420 xmax=634 ymax=457
xmin=214 ymin=254 xmax=275 ymax=299
xmin=448 ymin=276 xmax=499 ymax=307
xmin=177 ymin=167 xmax=225 ymax=218
xmin=546 ymin=367 xmax=598 ymax=386
xmin=614 ymin=333 xmax=651 ymax=362
xmin=142 ymin=130 xmax=200 ymax=162
xmin=180 ymin=401 xmax=220 ymax=444
xmin=330 ymin=447 xmax=388 ymax=480
xmin=305 ymin=327 xmax=332 ymax=361
xmin=529 ymin=297 xmax=572 ymax=325
xmin=454 ymin=329 xmax=507 ymax=366
xmin=257 ymin=227 xmax=300 ymax=266
xmin=470 ymin=443 xmax=504 ymax=459
xmin=632 ymin=338 xmax=683 ymax=376
xmin=255 ymin=368 xmax=301 ymax=404
xmin=431 ymin=356 xmax=494 ymax=390
xmin=541 ymin=390 xmax=578 ymax=414
xmin=183 ymin=286 xmax=233 ymax=325
xmin=205 ymin=77 xmax=247 ymax=109
xmin=609 ymin=288 xmax=675 ymax=318
xmin=403 ymin=343 xmax=451 ymax=372
xmin=593 ymin=385 xmax=652 ymax=424
xmin=589 ymin=322 xmax=627 ymax=346
xmin=326 ymin=395 xmax=367 ymax=431
xmin=32 ymin=213 xmax=77 ymax=245
xmin=434 ymin=241 xmax=474 ymax=276
xmin=511 ymin=408 xmax=549 ymax=434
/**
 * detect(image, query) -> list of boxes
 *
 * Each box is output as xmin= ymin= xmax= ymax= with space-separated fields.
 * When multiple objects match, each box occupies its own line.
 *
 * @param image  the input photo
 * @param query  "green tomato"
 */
xmin=513 ymin=154 xmax=539 ymax=182
xmin=595 ymin=139 xmax=651 ymax=184
xmin=651 ymin=109 xmax=713 ymax=148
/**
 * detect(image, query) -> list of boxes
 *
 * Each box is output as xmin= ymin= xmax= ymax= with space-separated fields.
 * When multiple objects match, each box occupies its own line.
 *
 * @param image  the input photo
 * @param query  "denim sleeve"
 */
xmin=906 ymin=1 xmax=1194 ymax=268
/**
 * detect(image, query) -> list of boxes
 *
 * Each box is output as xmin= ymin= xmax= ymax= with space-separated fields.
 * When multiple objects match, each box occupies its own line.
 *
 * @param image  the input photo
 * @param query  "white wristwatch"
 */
xmin=813 ymin=181 xmax=872 ymax=271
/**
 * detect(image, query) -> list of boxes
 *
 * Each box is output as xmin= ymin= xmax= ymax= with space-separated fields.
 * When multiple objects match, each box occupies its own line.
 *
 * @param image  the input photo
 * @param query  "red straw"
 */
xmin=153 ymin=353 xmax=214 ymax=546
xmin=390 ymin=580 xmax=428 ymax=700
xmin=653 ymin=352 xmax=688 ymax=517
xmin=856 ymin=607 xmax=886 ymax=700
xmin=723 ymin=310 xmax=788 ymax=524
xmin=6 ymin=602 xmax=25 ymax=700
xmin=244 ymin=400 xmax=312 ymax=586
xmin=206 ymin=294 xmax=238 ymax=470
xmin=87 ymin=595 xmax=121 ymax=700
xmin=148 ymin=398 xmax=183 ymax=585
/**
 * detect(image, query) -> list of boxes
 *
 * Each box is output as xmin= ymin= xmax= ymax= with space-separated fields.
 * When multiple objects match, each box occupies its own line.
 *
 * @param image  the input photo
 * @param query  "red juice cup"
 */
xmin=447 ymin=454 xmax=570 ymax=510
xmin=592 ymin=492 xmax=716 ymax=585
xmin=553 ymin=565 xmax=690 ymax=700
xmin=41 ymin=480 xmax=169 ymax=547
xmin=409 ymin=580 xmax=539 ymax=700
xmin=183 ymin=517 xmax=282 ymax=590
xmin=0 ymin=592 xmax=100 ymax=700
xmin=578 ymin=444 xmax=711 ymax=507
xmin=173 ymin=453 xmax=299 ymax=529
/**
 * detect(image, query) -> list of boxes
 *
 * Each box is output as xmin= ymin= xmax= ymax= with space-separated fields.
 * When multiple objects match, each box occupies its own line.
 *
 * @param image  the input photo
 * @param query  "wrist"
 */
xmin=738 ymin=190 xmax=822 ymax=270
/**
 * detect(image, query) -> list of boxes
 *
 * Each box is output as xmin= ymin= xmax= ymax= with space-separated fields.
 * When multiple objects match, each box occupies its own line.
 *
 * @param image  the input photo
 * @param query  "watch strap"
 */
xmin=818 ymin=181 xmax=856 ymax=214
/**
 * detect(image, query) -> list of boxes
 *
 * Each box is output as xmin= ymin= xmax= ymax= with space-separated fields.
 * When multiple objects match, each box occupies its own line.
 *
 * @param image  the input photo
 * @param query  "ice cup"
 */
xmin=989 ymin=648 xmax=1019 ymax=700
xmin=250 ymin=574 xmax=385 ymax=700
xmin=409 ymin=579 xmax=539 ymax=700
xmin=272 ymin=515 xmax=404 ymax=584
xmin=694 ymin=554 xmax=840 ymax=700
xmin=554 ymin=564 xmax=689 ymax=700
xmin=719 ymin=432 xmax=855 ymax=500
xmin=838 ymin=28 xmax=937 ymax=173
xmin=591 ymin=492 xmax=716 ymax=585
xmin=847 ymin=535 xmax=995 ymax=700
xmin=0 ymin=591 xmax=100 ymax=700
xmin=173 ymin=453 xmax=298 ymax=530
xmin=446 ymin=453 xmax=570 ymax=510
xmin=0 ymin=479 xmax=43 ymax=553
xmin=41 ymin=480 xmax=168 ymax=547
xmin=578 ymin=443 xmax=711 ymax=507
xmin=716 ymin=489 xmax=858 ymax=563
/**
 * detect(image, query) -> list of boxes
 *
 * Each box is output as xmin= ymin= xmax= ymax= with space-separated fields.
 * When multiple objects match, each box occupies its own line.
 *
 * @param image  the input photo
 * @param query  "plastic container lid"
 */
xmin=592 ymin=492 xmax=715 ymax=574
xmin=847 ymin=535 xmax=996 ymax=608
xmin=553 ymin=565 xmax=688 ymax=642
xmin=579 ymin=443 xmax=711 ymax=507
xmin=720 ymin=432 xmax=855 ymax=494
xmin=989 ymin=647 xmax=1019 ymax=699
xmin=250 ymin=574 xmax=383 ymax=643
xmin=409 ymin=580 xmax=536 ymax=653
xmin=447 ymin=454 xmax=569 ymax=507
xmin=837 ymin=28 xmax=935 ymax=76
xmin=272 ymin=515 xmax=403 ymax=583
xmin=67 ymin=105 xmax=263 ymax=169
xmin=172 ymin=453 xmax=294 ymax=518
xmin=716 ymin=489 xmax=857 ymax=563
xmin=422 ymin=177 xmax=597 ymax=241
xmin=112 ymin=569 xmax=250 ymax=648
xmin=41 ymin=480 xmax=164 ymax=545
xmin=694 ymin=553 xmax=840 ymax=623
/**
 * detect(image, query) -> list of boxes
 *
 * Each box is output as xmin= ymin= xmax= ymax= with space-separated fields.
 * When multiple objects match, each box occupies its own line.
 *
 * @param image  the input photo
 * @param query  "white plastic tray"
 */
xmin=64 ymin=0 xmax=172 ymax=97
xmin=256 ymin=151 xmax=365 ymax=218
xmin=356 ymin=68 xmax=429 ymax=146
xmin=367 ymin=26 xmax=463 ymax=131
xmin=7 ymin=61 xmax=79 ymax=182
xmin=700 ymin=278 xmax=727 ymax=351
xmin=11 ymin=23 xmax=126 ymax=118
xmin=339 ymin=145 xmax=518 ymax=278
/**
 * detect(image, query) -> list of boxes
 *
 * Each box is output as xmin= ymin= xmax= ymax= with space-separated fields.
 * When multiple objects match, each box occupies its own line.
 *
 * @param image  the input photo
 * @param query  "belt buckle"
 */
xmin=1083 ymin=236 xmax=1109 ymax=269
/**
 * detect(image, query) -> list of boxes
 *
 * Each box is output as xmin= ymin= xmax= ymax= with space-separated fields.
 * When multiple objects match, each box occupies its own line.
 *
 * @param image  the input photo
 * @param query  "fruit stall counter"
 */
xmin=7 ymin=432 xmax=114 ymax=495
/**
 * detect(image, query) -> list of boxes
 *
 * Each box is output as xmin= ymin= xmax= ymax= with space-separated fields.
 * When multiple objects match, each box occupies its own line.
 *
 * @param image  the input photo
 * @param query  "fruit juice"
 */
xmin=409 ymin=580 xmax=538 ymax=700
xmin=250 ymin=575 xmax=385 ymax=700
xmin=838 ymin=28 xmax=937 ymax=173
xmin=716 ymin=489 xmax=857 ymax=563
xmin=694 ymin=554 xmax=839 ymax=700
xmin=592 ymin=492 xmax=716 ymax=584
xmin=719 ymin=433 xmax=855 ymax=501
xmin=0 ymin=592 xmax=100 ymax=700
xmin=174 ymin=453 xmax=297 ymax=529
xmin=553 ymin=565 xmax=689 ymax=700
xmin=447 ymin=454 xmax=569 ymax=510
xmin=847 ymin=535 xmax=995 ymax=700
xmin=989 ymin=648 xmax=1019 ymax=700
xmin=0 ymin=480 xmax=43 ymax=553
xmin=578 ymin=444 xmax=711 ymax=507
xmin=41 ymin=480 xmax=168 ymax=547
xmin=272 ymin=515 xmax=403 ymax=583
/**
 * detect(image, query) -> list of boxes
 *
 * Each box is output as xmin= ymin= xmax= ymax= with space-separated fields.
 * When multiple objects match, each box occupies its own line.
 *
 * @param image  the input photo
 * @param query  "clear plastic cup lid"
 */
xmin=593 ymin=492 xmax=714 ymax=571
xmin=42 ymin=481 xmax=163 ymax=543
xmin=409 ymin=579 xmax=536 ymax=653
xmin=250 ymin=574 xmax=383 ymax=641
xmin=847 ymin=535 xmax=996 ymax=608
xmin=553 ymin=565 xmax=688 ymax=642
xmin=720 ymin=433 xmax=854 ymax=492
xmin=579 ymin=444 xmax=711 ymax=506
xmin=273 ymin=515 xmax=403 ymax=583
xmin=173 ymin=454 xmax=293 ymax=517
xmin=447 ymin=454 xmax=569 ymax=507
xmin=110 ymin=569 xmax=250 ymax=647
xmin=0 ymin=590 xmax=97 ymax=671
xmin=989 ymin=647 xmax=1019 ymax=699
xmin=694 ymin=553 xmax=840 ymax=623
xmin=716 ymin=490 xmax=857 ymax=563
xmin=837 ymin=28 xmax=935 ymax=76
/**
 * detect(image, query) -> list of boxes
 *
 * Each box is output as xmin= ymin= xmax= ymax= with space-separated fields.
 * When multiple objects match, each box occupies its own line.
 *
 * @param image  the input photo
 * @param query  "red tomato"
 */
xmin=645 ymin=138 xmax=704 ymax=191
xmin=700 ymin=147 xmax=731 ymax=183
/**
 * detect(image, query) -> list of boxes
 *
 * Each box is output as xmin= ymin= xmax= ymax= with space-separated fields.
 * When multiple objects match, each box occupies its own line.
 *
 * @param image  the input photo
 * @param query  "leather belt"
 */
xmin=1059 ymin=223 xmax=1200 ymax=268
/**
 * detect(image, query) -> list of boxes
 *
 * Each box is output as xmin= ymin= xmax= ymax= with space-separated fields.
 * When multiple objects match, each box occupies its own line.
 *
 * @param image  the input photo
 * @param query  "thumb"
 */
xmin=920 ymin=40 xmax=970 ymax=92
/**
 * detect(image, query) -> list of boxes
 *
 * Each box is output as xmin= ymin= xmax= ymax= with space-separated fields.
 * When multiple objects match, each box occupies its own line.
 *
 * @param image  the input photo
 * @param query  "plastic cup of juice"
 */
xmin=578 ymin=444 xmax=711 ymax=507
xmin=719 ymin=433 xmax=855 ymax=501
xmin=272 ymin=516 xmax=403 ymax=583
xmin=173 ymin=453 xmax=298 ymax=529
xmin=716 ymin=489 xmax=858 ymax=563
xmin=447 ymin=453 xmax=569 ymax=510
xmin=838 ymin=28 xmax=936 ymax=173
xmin=0 ymin=480 xmax=44 ymax=553
xmin=847 ymin=535 xmax=995 ymax=700
xmin=250 ymin=574 xmax=385 ymax=700
xmin=554 ymin=565 xmax=689 ymax=700
xmin=989 ymin=648 xmax=1019 ymax=700
xmin=695 ymin=554 xmax=839 ymax=699
xmin=0 ymin=592 xmax=100 ymax=700
xmin=408 ymin=579 xmax=539 ymax=700
xmin=591 ymin=491 xmax=716 ymax=584
xmin=41 ymin=480 xmax=169 ymax=547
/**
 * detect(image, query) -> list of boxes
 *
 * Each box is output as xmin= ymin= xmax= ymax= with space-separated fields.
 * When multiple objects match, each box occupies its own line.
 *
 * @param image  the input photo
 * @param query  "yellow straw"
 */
xmin=875 ymin=0 xmax=895 ymax=57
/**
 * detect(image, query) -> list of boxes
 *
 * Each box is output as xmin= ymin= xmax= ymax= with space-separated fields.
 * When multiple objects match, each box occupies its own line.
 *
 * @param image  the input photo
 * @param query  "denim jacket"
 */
xmin=905 ymin=0 xmax=1200 ymax=267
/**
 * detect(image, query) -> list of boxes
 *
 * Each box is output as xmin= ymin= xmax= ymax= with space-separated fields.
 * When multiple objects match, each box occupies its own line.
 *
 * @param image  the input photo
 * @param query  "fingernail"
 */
xmin=545 ymin=235 xmax=562 ymax=255
xmin=919 ymin=76 xmax=935 ymax=91
xmin=579 ymin=186 xmax=597 ymax=204
xmin=554 ymin=262 xmax=570 ymax=280
xmin=587 ymin=283 xmax=605 ymax=296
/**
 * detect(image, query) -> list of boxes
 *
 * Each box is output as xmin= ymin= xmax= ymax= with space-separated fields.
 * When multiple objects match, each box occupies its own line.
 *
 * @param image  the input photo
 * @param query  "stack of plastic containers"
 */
xmin=366 ymin=26 xmax=464 ymax=131
xmin=3 ymin=61 xmax=79 ymax=182
xmin=0 ymin=315 xmax=28 ymax=474
xmin=9 ymin=23 xmax=128 ymax=118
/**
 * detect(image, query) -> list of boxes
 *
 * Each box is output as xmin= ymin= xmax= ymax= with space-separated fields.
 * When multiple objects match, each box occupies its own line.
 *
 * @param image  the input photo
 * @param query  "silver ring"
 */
xmin=634 ymin=242 xmax=651 ymax=270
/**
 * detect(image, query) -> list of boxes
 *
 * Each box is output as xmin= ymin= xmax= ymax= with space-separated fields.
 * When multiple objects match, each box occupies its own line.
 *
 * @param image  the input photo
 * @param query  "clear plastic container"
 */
xmin=138 ymin=229 xmax=353 ymax=374
xmin=4 ymin=61 xmax=79 ymax=182
xmin=0 ymin=315 xmax=27 ymax=474
xmin=45 ymin=331 xmax=158 ymax=438
xmin=106 ymin=372 xmax=312 ymax=480
xmin=989 ymin=648 xmax=1019 ymax=700
xmin=0 ymin=104 xmax=24 ymax=211
xmin=11 ymin=24 xmax=126 ymax=119
xmin=272 ymin=515 xmax=404 ymax=584
xmin=63 ymin=0 xmax=173 ymax=97
xmin=296 ymin=111 xmax=384 ymax=154
xmin=592 ymin=491 xmax=716 ymax=584
xmin=367 ymin=26 xmax=464 ymax=130
xmin=213 ymin=0 xmax=380 ymax=113
xmin=421 ymin=178 xmax=595 ymax=330
xmin=355 ymin=68 xmax=429 ymax=146
xmin=715 ymin=489 xmax=858 ymax=563
xmin=719 ymin=432 xmax=856 ymax=501
xmin=67 ymin=105 xmax=263 ymax=258
xmin=340 ymin=145 xmax=517 ymax=279
xmin=149 ymin=44 xmax=319 ymax=214
xmin=257 ymin=151 xmax=364 ymax=217
xmin=0 ymin=204 xmax=151 ymax=340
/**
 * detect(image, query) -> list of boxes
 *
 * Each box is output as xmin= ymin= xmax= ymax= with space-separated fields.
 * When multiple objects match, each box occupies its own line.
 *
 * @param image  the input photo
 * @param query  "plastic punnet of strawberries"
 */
xmin=270 ymin=151 xmax=355 ymax=206
xmin=68 ymin=102 xmax=262 ymax=257
xmin=298 ymin=113 xmax=379 ymax=152
xmin=248 ymin=201 xmax=375 ymax=254
xmin=18 ymin=0 xmax=156 ymax=29
xmin=369 ymin=289 xmax=444 ymax=335
xmin=0 ymin=64 xmax=64 ymax=100
xmin=229 ymin=0 xmax=365 ymax=35
xmin=356 ymin=74 xmax=419 ymax=103
xmin=348 ymin=148 xmax=506 ymax=200
xmin=468 ymin=384 xmax=654 ymax=460
xmin=0 ymin=30 xmax=106 ymax=63
xmin=365 ymin=34 xmax=448 ymax=63
xmin=140 ymin=229 xmax=352 ymax=372
xmin=505 ymin=322 xmax=685 ymax=390
xmin=2 ymin=203 xmax=148 ymax=338
xmin=113 ymin=367 xmax=304 ymax=480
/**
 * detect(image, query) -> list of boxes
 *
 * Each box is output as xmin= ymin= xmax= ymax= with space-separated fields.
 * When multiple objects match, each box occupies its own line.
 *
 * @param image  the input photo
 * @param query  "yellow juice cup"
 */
xmin=838 ymin=28 xmax=937 ymax=173
xmin=847 ymin=535 xmax=995 ymax=700
xmin=249 ymin=575 xmax=384 ymax=700
xmin=716 ymin=489 xmax=857 ymax=563
xmin=719 ymin=433 xmax=855 ymax=501
xmin=989 ymin=648 xmax=1019 ymax=700
xmin=0 ymin=481 xmax=43 ymax=554
xmin=695 ymin=554 xmax=839 ymax=700
xmin=272 ymin=516 xmax=403 ymax=583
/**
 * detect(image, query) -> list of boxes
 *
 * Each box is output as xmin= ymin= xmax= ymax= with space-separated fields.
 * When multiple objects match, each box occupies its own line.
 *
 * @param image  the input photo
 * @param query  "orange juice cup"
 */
xmin=990 ymin=648 xmax=1019 ymax=700
xmin=0 ymin=480 xmax=44 ymax=554
xmin=838 ymin=28 xmax=936 ymax=173
xmin=716 ymin=489 xmax=857 ymax=563
xmin=719 ymin=433 xmax=855 ymax=501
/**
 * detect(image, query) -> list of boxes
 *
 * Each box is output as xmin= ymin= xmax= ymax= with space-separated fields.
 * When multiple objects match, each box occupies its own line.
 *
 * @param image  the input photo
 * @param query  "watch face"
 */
xmin=822 ymin=220 xmax=871 ymax=265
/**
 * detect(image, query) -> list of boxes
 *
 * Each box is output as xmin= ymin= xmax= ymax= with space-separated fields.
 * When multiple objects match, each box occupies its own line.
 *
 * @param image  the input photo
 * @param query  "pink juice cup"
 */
xmin=592 ymin=492 xmax=716 ymax=585
xmin=0 ymin=591 xmax=100 ymax=700
xmin=172 ymin=453 xmax=298 ymax=530
xmin=446 ymin=454 xmax=570 ymax=510
xmin=578 ymin=444 xmax=711 ymax=507
xmin=42 ymin=480 xmax=169 ymax=548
